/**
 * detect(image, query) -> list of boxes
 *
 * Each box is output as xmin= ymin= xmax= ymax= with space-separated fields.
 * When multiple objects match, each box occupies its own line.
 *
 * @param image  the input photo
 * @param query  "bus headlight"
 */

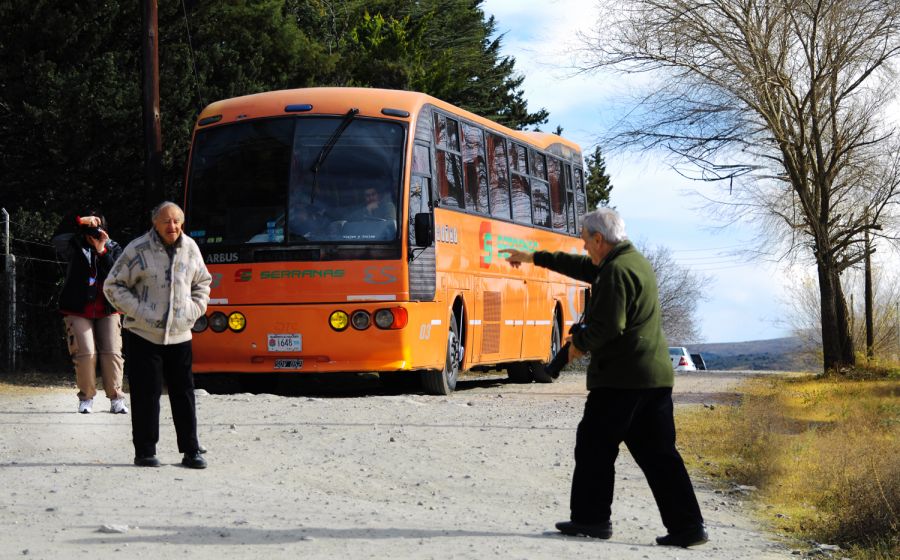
xmin=329 ymin=310 xmax=349 ymax=331
xmin=227 ymin=312 xmax=246 ymax=332
xmin=191 ymin=314 xmax=208 ymax=333
xmin=209 ymin=311 xmax=228 ymax=333
xmin=350 ymin=310 xmax=371 ymax=330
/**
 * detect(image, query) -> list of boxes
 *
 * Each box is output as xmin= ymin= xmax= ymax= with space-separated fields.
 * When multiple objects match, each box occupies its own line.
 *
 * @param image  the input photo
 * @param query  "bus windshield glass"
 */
xmin=187 ymin=116 xmax=405 ymax=246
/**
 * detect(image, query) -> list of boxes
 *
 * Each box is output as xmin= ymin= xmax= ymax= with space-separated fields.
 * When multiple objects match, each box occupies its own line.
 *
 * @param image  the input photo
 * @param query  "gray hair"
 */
xmin=151 ymin=201 xmax=184 ymax=222
xmin=581 ymin=208 xmax=627 ymax=244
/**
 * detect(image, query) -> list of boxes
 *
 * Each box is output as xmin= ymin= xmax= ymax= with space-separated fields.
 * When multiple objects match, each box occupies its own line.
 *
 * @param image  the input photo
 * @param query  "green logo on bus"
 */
xmin=480 ymin=221 xmax=537 ymax=267
xmin=260 ymin=269 xmax=345 ymax=280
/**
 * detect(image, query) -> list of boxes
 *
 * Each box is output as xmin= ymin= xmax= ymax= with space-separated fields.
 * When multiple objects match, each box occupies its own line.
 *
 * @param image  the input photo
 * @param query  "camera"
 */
xmin=544 ymin=323 xmax=586 ymax=379
xmin=81 ymin=226 xmax=103 ymax=239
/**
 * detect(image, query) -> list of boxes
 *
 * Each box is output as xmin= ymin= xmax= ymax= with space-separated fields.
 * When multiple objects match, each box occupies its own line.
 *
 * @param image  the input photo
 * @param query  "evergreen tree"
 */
xmin=159 ymin=0 xmax=331 ymax=200
xmin=301 ymin=0 xmax=548 ymax=129
xmin=0 ymin=0 xmax=551 ymax=235
xmin=0 ymin=0 xmax=143 ymax=232
xmin=584 ymin=146 xmax=613 ymax=209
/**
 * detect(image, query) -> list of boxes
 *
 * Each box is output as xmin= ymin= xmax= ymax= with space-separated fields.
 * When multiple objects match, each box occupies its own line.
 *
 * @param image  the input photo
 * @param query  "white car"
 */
xmin=668 ymin=347 xmax=697 ymax=372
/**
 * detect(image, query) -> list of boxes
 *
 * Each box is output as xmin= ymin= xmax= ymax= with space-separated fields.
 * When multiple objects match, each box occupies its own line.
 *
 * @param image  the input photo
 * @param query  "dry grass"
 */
xmin=0 ymin=370 xmax=75 ymax=395
xmin=678 ymin=368 xmax=900 ymax=559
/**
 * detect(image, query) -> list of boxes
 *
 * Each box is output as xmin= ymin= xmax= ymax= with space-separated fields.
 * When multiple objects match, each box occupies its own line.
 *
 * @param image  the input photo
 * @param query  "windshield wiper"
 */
xmin=309 ymin=108 xmax=359 ymax=203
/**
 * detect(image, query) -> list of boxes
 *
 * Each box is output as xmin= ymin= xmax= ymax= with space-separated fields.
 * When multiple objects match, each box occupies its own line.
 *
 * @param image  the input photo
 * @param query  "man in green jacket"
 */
xmin=505 ymin=208 xmax=707 ymax=548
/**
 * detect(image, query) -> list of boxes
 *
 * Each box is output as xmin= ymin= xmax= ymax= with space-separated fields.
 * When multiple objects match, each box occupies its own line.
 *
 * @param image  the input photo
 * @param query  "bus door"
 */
xmin=521 ymin=276 xmax=553 ymax=361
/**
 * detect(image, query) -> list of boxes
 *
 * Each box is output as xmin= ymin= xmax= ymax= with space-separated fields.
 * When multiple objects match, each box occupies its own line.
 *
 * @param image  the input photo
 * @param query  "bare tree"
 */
xmin=783 ymin=264 xmax=900 ymax=363
xmin=582 ymin=0 xmax=900 ymax=372
xmin=641 ymin=243 xmax=711 ymax=343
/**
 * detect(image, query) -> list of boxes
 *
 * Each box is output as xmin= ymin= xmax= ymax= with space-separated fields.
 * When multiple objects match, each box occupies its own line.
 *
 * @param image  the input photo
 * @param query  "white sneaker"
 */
xmin=78 ymin=399 xmax=93 ymax=414
xmin=110 ymin=398 xmax=129 ymax=414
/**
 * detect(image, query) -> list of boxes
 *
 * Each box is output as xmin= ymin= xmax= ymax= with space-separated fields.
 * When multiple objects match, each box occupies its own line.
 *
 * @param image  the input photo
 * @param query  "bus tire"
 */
xmin=422 ymin=311 xmax=460 ymax=395
xmin=531 ymin=314 xmax=562 ymax=383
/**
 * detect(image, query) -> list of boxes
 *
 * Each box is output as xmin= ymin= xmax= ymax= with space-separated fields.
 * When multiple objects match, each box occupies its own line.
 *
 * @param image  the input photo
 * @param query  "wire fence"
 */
xmin=1 ymin=223 xmax=69 ymax=373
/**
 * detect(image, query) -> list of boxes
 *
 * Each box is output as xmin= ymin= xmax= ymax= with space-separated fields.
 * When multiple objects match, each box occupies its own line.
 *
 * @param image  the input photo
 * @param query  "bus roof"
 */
xmin=195 ymin=87 xmax=583 ymax=157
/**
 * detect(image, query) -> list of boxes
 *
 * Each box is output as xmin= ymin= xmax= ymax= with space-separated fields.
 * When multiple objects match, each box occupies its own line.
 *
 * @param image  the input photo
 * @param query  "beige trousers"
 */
xmin=63 ymin=315 xmax=125 ymax=400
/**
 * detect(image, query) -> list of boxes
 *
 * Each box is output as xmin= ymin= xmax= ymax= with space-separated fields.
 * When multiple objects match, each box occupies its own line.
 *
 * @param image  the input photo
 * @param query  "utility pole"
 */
xmin=142 ymin=0 xmax=164 ymax=213
xmin=864 ymin=225 xmax=874 ymax=362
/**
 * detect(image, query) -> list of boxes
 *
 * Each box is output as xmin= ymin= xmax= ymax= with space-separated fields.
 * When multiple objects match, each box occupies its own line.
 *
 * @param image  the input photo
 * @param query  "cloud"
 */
xmin=481 ymin=0 xmax=900 ymax=343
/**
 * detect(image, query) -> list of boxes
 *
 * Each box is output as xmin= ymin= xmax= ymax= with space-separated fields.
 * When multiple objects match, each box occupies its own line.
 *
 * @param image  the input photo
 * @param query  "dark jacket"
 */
xmin=533 ymin=241 xmax=674 ymax=390
xmin=53 ymin=231 xmax=123 ymax=316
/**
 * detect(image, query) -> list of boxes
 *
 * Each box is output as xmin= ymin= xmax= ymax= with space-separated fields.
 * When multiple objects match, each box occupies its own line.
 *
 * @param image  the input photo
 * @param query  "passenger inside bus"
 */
xmin=338 ymin=187 xmax=397 ymax=241
xmin=351 ymin=187 xmax=396 ymax=221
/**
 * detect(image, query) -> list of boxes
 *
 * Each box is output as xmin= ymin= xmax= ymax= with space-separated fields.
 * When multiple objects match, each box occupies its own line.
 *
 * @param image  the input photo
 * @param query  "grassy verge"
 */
xmin=677 ymin=369 xmax=899 ymax=559
xmin=0 ymin=370 xmax=74 ymax=394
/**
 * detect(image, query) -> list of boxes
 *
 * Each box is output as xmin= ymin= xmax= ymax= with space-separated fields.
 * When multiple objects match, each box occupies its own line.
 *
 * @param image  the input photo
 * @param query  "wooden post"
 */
xmin=1 ymin=208 xmax=15 ymax=373
xmin=142 ymin=0 xmax=164 ymax=212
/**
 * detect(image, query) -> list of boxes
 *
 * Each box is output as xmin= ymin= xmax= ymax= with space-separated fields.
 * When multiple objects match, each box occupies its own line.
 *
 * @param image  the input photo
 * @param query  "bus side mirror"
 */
xmin=414 ymin=213 xmax=433 ymax=247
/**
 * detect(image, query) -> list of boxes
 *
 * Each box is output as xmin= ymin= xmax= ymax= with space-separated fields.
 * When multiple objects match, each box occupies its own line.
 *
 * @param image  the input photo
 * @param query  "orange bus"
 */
xmin=184 ymin=87 xmax=590 ymax=394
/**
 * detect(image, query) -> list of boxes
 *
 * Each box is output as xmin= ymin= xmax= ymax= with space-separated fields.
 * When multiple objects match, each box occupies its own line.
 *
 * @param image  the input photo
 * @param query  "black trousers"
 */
xmin=570 ymin=387 xmax=704 ymax=532
xmin=124 ymin=330 xmax=199 ymax=457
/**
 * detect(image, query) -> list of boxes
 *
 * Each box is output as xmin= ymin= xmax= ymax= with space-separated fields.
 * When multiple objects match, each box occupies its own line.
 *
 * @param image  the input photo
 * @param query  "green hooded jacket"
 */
xmin=533 ymin=241 xmax=674 ymax=390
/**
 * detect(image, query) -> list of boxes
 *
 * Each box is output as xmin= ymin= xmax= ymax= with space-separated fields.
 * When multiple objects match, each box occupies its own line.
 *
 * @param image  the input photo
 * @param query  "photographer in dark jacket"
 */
xmin=504 ymin=208 xmax=707 ymax=548
xmin=52 ymin=212 xmax=127 ymax=415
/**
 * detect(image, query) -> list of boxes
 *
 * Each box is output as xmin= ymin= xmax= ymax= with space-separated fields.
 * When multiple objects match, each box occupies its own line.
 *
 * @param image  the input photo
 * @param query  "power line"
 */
xmin=674 ymin=254 xmax=747 ymax=262
xmin=669 ymin=244 xmax=755 ymax=253
xmin=181 ymin=0 xmax=205 ymax=110
xmin=687 ymin=262 xmax=762 ymax=272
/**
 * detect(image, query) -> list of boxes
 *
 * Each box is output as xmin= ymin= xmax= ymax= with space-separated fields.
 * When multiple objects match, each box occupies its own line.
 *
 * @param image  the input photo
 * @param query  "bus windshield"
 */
xmin=187 ymin=116 xmax=405 ymax=246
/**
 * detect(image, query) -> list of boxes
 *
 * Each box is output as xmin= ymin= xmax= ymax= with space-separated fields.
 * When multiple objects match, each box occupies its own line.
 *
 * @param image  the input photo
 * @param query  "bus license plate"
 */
xmin=267 ymin=334 xmax=302 ymax=352
xmin=274 ymin=359 xmax=303 ymax=370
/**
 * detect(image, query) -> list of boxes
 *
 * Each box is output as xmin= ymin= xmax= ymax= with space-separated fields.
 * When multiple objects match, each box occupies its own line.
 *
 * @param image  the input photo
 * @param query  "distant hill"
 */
xmin=676 ymin=337 xmax=820 ymax=372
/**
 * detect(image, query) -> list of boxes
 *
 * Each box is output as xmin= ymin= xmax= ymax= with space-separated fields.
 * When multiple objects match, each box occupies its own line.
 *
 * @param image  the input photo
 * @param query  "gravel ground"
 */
xmin=0 ymin=369 xmax=798 ymax=559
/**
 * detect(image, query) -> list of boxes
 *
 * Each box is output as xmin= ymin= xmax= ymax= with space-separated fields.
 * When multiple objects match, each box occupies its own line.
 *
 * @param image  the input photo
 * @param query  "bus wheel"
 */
xmin=531 ymin=316 xmax=561 ymax=383
xmin=422 ymin=311 xmax=460 ymax=395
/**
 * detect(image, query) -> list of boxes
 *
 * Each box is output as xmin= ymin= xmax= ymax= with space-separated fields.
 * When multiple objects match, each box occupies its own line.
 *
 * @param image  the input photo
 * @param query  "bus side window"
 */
xmin=548 ymin=156 xmax=566 ymax=231
xmin=564 ymin=163 xmax=577 ymax=234
xmin=411 ymin=143 xmax=433 ymax=213
xmin=530 ymin=150 xmax=547 ymax=181
xmin=409 ymin=175 xmax=431 ymax=216
xmin=435 ymin=150 xmax=464 ymax=208
xmin=433 ymin=112 xmax=465 ymax=209
xmin=462 ymin=122 xmax=489 ymax=215
xmin=574 ymin=167 xmax=587 ymax=231
xmin=509 ymin=142 xmax=532 ymax=224
xmin=531 ymin=176 xmax=551 ymax=229
xmin=487 ymin=133 xmax=511 ymax=220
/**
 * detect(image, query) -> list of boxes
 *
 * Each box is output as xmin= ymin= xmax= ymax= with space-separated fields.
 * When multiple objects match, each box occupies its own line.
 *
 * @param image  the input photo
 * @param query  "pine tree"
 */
xmin=584 ymin=146 xmax=612 ymax=209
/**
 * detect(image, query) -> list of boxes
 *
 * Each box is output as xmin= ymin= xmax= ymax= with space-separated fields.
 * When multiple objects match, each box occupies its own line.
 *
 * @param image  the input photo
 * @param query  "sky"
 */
xmin=480 ymin=0 xmax=897 ymax=344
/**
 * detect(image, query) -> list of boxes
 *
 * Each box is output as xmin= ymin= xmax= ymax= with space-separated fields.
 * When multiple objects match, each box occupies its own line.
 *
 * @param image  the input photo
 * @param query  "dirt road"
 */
xmin=0 ymin=370 xmax=795 ymax=559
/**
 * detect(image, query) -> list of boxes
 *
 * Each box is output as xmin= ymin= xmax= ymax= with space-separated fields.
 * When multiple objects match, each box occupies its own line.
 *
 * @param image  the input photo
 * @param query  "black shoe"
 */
xmin=555 ymin=520 xmax=612 ymax=539
xmin=134 ymin=455 xmax=160 ymax=467
xmin=656 ymin=526 xmax=709 ymax=547
xmin=532 ymin=368 xmax=554 ymax=383
xmin=181 ymin=451 xmax=207 ymax=469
